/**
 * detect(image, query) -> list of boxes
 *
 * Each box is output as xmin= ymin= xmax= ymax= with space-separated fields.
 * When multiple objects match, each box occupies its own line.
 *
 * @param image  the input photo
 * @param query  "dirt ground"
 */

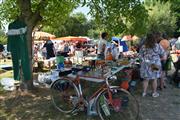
xmin=0 ymin=70 xmax=180 ymax=120
xmin=136 ymin=81 xmax=180 ymax=120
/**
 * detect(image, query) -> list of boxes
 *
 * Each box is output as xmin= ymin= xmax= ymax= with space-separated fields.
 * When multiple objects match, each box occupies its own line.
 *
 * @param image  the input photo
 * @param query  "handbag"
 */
xmin=151 ymin=63 xmax=160 ymax=71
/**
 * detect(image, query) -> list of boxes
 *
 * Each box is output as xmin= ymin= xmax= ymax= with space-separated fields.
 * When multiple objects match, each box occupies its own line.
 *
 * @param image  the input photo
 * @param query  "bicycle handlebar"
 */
xmin=104 ymin=63 xmax=132 ymax=80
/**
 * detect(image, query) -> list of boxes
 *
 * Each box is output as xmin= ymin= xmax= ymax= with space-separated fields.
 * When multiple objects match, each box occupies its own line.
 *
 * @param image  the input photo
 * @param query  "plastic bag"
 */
xmin=0 ymin=78 xmax=15 ymax=91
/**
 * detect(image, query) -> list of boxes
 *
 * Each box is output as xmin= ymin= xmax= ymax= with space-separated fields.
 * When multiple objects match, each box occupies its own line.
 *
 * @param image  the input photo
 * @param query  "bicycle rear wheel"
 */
xmin=96 ymin=86 xmax=139 ymax=120
xmin=51 ymin=78 xmax=80 ymax=113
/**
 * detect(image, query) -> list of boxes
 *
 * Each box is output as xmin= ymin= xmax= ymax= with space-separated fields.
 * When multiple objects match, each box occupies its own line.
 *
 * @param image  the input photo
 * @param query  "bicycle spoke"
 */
xmin=96 ymin=87 xmax=139 ymax=120
xmin=51 ymin=78 xmax=79 ymax=113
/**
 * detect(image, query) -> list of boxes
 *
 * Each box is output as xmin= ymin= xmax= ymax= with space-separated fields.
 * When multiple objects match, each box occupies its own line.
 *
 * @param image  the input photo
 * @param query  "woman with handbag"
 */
xmin=139 ymin=32 xmax=166 ymax=97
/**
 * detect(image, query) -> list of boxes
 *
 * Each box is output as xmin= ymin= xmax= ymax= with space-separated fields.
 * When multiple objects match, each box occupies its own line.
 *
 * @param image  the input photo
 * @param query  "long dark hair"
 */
xmin=101 ymin=32 xmax=108 ymax=39
xmin=144 ymin=33 xmax=157 ymax=48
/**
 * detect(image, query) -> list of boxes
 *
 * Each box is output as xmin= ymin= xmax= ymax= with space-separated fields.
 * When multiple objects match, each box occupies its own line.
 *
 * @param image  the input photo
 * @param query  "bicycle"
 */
xmin=50 ymin=62 xmax=139 ymax=120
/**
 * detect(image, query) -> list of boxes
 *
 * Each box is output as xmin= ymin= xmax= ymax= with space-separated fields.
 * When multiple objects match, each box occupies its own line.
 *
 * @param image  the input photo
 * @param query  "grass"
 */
xmin=0 ymin=59 xmax=12 ymax=65
xmin=0 ymin=70 xmax=13 ymax=79
xmin=0 ymin=58 xmax=13 ymax=79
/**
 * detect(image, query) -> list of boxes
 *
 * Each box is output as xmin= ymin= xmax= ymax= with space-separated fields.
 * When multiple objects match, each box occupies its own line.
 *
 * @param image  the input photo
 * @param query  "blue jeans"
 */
xmin=57 ymin=63 xmax=64 ymax=70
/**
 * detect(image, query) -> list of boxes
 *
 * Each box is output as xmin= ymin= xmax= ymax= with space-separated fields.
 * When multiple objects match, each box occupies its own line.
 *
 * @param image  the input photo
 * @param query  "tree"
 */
xmin=87 ymin=29 xmax=100 ymax=39
xmin=42 ymin=12 xmax=97 ymax=37
xmin=0 ymin=0 xmax=77 ymax=89
xmin=0 ymin=0 xmax=149 ymax=90
xmin=170 ymin=0 xmax=180 ymax=36
xmin=144 ymin=0 xmax=177 ymax=36
xmin=86 ymin=0 xmax=148 ymax=36
xmin=156 ymin=0 xmax=180 ymax=36
xmin=59 ymin=12 xmax=89 ymax=36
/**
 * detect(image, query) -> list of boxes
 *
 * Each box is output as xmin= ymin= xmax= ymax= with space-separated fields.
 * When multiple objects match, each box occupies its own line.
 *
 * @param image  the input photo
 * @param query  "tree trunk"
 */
xmin=17 ymin=0 xmax=44 ymax=90
xmin=22 ymin=25 xmax=34 ymax=90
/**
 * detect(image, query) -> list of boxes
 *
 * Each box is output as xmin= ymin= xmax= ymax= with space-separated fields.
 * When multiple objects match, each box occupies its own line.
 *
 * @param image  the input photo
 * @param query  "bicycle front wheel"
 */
xmin=96 ymin=86 xmax=139 ymax=120
xmin=51 ymin=78 xmax=80 ymax=113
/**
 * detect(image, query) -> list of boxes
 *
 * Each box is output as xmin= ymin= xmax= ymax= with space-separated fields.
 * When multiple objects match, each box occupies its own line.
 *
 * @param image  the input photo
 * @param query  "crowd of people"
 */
xmin=139 ymin=32 xmax=180 ymax=97
xmin=33 ymin=39 xmax=94 ymax=60
xmin=92 ymin=31 xmax=180 ymax=98
xmin=32 ymin=32 xmax=180 ymax=98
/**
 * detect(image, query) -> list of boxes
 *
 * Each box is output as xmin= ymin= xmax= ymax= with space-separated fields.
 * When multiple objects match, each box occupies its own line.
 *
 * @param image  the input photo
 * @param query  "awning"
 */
xmin=33 ymin=31 xmax=56 ymax=40
xmin=52 ymin=36 xmax=89 ymax=42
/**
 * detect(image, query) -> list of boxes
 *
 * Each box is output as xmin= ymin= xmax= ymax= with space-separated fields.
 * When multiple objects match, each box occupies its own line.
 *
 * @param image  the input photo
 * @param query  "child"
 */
xmin=56 ymin=52 xmax=65 ymax=71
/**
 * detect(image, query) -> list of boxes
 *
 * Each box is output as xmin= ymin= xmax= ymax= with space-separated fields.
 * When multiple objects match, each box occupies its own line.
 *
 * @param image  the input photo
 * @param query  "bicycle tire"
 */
xmin=96 ymin=86 xmax=139 ymax=120
xmin=51 ymin=78 xmax=80 ymax=113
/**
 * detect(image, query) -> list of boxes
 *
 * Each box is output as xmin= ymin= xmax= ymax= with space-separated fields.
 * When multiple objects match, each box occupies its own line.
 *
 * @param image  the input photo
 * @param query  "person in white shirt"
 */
xmin=111 ymin=40 xmax=120 ymax=60
xmin=97 ymin=32 xmax=108 ymax=59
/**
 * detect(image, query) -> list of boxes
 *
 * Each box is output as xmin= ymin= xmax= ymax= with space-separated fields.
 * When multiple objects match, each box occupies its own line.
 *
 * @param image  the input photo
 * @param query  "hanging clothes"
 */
xmin=7 ymin=19 xmax=31 ymax=81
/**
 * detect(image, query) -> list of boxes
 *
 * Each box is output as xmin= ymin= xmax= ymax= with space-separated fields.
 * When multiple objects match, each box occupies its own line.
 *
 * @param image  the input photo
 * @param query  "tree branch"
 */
xmin=31 ymin=0 xmax=47 ymax=27
xmin=31 ymin=11 xmax=42 ymax=27
xmin=17 ymin=0 xmax=33 ymax=18
xmin=35 ymin=0 xmax=47 ymax=12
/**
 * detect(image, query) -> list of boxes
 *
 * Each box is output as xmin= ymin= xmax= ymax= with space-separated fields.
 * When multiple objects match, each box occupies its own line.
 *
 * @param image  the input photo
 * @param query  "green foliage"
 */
xmin=40 ymin=0 xmax=77 ymax=27
xmin=87 ymin=29 xmax=101 ymax=39
xmin=0 ymin=0 xmax=149 ymax=37
xmin=86 ymin=0 xmax=148 ymax=36
xmin=0 ymin=36 xmax=7 ymax=45
xmin=145 ymin=0 xmax=177 ymax=36
xmin=42 ymin=12 xmax=97 ymax=37
xmin=72 ymin=12 xmax=87 ymax=24
xmin=0 ymin=0 xmax=77 ymax=28
xmin=0 ymin=0 xmax=20 ymax=24
xmin=170 ymin=0 xmax=180 ymax=35
xmin=0 ymin=30 xmax=7 ymax=44
xmin=0 ymin=30 xmax=5 ymax=36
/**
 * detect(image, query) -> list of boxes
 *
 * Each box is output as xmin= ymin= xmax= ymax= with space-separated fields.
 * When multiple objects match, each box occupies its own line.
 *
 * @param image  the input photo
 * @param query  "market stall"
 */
xmin=52 ymin=36 xmax=90 ymax=43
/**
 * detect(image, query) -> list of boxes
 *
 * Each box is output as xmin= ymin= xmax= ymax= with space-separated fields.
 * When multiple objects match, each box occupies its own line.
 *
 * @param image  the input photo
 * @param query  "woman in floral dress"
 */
xmin=139 ymin=33 xmax=166 ymax=97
